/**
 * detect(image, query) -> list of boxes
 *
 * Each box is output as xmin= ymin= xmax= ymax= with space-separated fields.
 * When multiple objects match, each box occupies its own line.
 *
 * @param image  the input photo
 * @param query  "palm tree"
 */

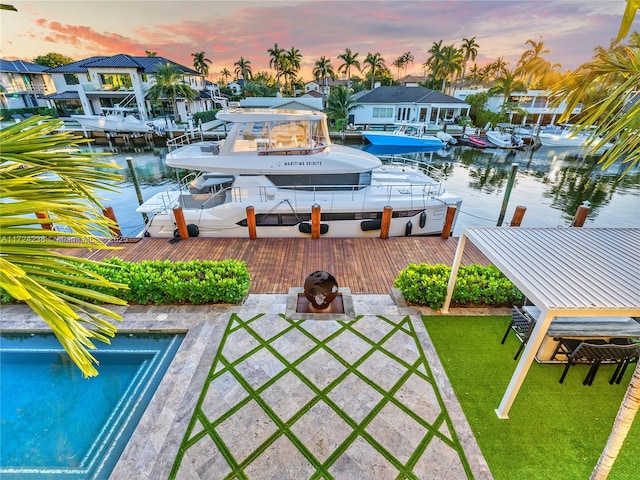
xmin=487 ymin=57 xmax=509 ymax=81
xmin=325 ymin=85 xmax=361 ymax=132
xmin=219 ymin=67 xmax=231 ymax=86
xmin=561 ymin=12 xmax=639 ymax=473
xmin=267 ymin=43 xmax=285 ymax=94
xmin=234 ymin=56 xmax=253 ymax=81
xmin=145 ymin=50 xmax=157 ymax=57
xmin=363 ymin=52 xmax=386 ymax=90
xmin=439 ymin=44 xmax=464 ymax=93
xmin=467 ymin=63 xmax=483 ymax=85
xmin=391 ymin=57 xmax=405 ymax=80
xmin=423 ymin=40 xmax=449 ymax=87
xmin=0 ymin=116 xmax=127 ymax=377
xmin=489 ymin=69 xmax=528 ymax=105
xmin=460 ymin=36 xmax=480 ymax=84
xmin=392 ymin=51 xmax=414 ymax=80
xmin=401 ymin=51 xmax=414 ymax=77
xmin=284 ymin=47 xmax=302 ymax=95
xmin=337 ymin=48 xmax=361 ymax=91
xmin=147 ymin=62 xmax=199 ymax=125
xmin=312 ymin=56 xmax=336 ymax=108
xmin=515 ymin=37 xmax=560 ymax=87
xmin=191 ymin=51 xmax=212 ymax=78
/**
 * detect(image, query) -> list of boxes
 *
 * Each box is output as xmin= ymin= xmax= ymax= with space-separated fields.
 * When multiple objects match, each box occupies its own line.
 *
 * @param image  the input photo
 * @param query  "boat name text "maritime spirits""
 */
xmin=283 ymin=161 xmax=323 ymax=166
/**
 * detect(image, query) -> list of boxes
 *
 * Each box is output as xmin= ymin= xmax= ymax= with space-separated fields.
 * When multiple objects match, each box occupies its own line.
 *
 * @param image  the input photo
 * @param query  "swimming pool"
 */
xmin=0 ymin=332 xmax=184 ymax=479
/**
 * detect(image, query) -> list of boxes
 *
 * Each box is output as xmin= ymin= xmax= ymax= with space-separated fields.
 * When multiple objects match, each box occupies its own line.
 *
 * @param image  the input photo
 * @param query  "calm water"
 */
xmin=92 ymin=141 xmax=640 ymax=238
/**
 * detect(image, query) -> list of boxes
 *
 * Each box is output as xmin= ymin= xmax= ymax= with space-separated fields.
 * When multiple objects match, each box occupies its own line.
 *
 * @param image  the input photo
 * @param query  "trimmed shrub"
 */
xmin=193 ymin=110 xmax=220 ymax=125
xmin=1 ymin=258 xmax=251 ymax=306
xmin=394 ymin=263 xmax=521 ymax=309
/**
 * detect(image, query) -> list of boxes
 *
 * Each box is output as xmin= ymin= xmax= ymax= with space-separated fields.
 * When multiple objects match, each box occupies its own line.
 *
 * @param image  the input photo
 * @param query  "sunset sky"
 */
xmin=1 ymin=0 xmax=637 ymax=80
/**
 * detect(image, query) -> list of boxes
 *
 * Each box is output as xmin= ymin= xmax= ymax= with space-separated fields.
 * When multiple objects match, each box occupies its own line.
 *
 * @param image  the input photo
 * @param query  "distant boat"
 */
xmin=486 ymin=123 xmax=525 ymax=149
xmin=458 ymin=135 xmax=488 ymax=149
xmin=72 ymin=107 xmax=161 ymax=133
xmin=362 ymin=122 xmax=445 ymax=148
xmin=537 ymin=124 xmax=611 ymax=151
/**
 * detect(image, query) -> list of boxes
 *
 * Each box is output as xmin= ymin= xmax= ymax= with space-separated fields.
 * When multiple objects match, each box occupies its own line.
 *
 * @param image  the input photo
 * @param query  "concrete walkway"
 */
xmin=1 ymin=294 xmax=494 ymax=479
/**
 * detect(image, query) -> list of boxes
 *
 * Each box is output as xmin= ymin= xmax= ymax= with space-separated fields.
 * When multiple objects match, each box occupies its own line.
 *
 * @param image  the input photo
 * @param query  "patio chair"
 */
xmin=501 ymin=306 xmax=536 ymax=360
xmin=559 ymin=342 xmax=640 ymax=385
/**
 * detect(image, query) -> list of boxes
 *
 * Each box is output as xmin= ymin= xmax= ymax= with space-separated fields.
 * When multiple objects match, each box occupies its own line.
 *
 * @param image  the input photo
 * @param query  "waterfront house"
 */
xmin=454 ymin=88 xmax=582 ymax=126
xmin=43 ymin=54 xmax=213 ymax=122
xmin=351 ymin=86 xmax=470 ymax=130
xmin=0 ymin=59 xmax=55 ymax=110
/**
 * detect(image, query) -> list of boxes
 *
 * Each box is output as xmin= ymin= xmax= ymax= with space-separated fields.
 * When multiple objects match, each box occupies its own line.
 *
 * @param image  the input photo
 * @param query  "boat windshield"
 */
xmin=232 ymin=119 xmax=329 ymax=153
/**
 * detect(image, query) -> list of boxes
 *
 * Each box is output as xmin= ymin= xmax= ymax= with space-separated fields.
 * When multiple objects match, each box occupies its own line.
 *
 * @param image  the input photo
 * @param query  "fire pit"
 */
xmin=285 ymin=271 xmax=355 ymax=320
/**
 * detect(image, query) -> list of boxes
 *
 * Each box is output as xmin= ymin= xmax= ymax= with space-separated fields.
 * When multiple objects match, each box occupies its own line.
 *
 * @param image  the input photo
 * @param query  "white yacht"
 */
xmin=72 ymin=107 xmax=161 ymax=133
xmin=537 ymin=124 xmax=611 ymax=152
xmin=137 ymin=106 xmax=462 ymax=238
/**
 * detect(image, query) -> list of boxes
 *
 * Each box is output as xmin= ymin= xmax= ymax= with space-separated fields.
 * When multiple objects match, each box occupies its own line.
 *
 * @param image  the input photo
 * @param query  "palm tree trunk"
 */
xmin=590 ymin=362 xmax=640 ymax=480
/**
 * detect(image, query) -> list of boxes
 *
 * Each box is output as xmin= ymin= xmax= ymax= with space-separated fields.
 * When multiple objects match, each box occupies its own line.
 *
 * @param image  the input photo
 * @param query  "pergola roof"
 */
xmin=443 ymin=227 xmax=640 ymax=418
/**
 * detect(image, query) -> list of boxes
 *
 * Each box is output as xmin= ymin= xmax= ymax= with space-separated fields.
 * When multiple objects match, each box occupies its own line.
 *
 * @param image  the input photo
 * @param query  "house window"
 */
xmin=372 ymin=107 xmax=393 ymax=118
xmin=64 ymin=74 xmax=79 ymax=85
xmin=141 ymin=73 xmax=148 ymax=82
xmin=99 ymin=73 xmax=133 ymax=91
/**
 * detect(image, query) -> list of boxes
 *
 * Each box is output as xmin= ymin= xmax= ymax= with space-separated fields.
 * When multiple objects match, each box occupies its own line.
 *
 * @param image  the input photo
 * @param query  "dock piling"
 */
xmin=380 ymin=206 xmax=393 ymax=239
xmin=497 ymin=163 xmax=519 ymax=226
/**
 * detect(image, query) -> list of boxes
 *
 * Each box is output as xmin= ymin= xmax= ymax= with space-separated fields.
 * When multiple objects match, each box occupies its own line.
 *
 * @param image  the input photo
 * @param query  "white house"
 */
xmin=0 ymin=59 xmax=56 ymax=110
xmin=454 ymin=88 xmax=582 ymax=126
xmin=43 ymin=54 xmax=213 ymax=121
xmin=351 ymin=86 xmax=470 ymax=129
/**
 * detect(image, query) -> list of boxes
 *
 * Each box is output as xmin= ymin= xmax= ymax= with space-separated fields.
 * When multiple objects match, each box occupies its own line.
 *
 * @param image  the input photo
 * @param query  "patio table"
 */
xmin=522 ymin=305 xmax=640 ymax=363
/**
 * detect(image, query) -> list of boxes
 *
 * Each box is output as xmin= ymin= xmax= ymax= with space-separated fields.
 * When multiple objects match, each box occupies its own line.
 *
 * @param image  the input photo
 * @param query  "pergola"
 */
xmin=443 ymin=227 xmax=640 ymax=419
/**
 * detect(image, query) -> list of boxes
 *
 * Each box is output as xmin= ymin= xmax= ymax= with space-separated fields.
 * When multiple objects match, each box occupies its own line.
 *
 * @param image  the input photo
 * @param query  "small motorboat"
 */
xmin=486 ymin=124 xmax=525 ymax=149
xmin=362 ymin=122 xmax=445 ymax=148
xmin=458 ymin=135 xmax=487 ymax=149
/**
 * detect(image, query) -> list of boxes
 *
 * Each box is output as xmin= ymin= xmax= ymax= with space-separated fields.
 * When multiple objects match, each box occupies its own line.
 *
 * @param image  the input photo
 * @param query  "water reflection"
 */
xmin=92 ymin=141 xmax=639 ymax=237
xmin=377 ymin=143 xmax=639 ymax=226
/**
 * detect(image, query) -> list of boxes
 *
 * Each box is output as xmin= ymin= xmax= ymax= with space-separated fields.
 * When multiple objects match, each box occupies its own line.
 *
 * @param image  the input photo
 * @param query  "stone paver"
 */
xmin=1 ymin=294 xmax=493 ymax=480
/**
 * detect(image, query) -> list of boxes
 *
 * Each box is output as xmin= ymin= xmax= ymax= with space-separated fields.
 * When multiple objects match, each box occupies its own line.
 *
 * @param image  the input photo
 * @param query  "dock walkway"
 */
xmin=85 ymin=237 xmax=489 ymax=294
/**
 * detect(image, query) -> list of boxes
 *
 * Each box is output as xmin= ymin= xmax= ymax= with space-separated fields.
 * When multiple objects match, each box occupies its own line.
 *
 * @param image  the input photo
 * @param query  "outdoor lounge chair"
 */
xmin=558 ymin=341 xmax=640 ymax=385
xmin=501 ymin=306 xmax=537 ymax=360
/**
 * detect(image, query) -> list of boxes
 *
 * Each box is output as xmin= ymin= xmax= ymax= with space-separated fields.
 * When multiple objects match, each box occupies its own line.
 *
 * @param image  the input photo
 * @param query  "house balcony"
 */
xmin=3 ymin=82 xmax=52 ymax=94
xmin=83 ymin=84 xmax=134 ymax=93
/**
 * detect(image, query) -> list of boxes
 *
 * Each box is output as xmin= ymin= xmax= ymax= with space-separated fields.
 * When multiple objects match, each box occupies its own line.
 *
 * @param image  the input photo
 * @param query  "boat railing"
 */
xmin=167 ymin=131 xmax=205 ymax=152
xmin=243 ymin=181 xmax=443 ymax=206
xmin=377 ymin=155 xmax=447 ymax=183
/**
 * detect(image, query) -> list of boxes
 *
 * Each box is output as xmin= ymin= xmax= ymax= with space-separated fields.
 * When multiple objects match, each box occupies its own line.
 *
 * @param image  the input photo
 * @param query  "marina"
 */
xmin=93 ymin=140 xmax=640 ymax=240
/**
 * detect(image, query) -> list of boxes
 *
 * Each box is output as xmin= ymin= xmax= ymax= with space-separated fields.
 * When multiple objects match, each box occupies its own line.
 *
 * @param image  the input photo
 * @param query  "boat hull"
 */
xmin=139 ymin=198 xmax=462 ymax=238
xmin=71 ymin=115 xmax=154 ymax=133
xmin=486 ymin=131 xmax=524 ymax=149
xmin=362 ymin=131 xmax=444 ymax=148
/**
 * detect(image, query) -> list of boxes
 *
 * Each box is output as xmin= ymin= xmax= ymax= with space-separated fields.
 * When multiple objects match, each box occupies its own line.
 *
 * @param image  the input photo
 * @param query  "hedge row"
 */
xmin=2 ymin=258 xmax=251 ymax=306
xmin=90 ymin=258 xmax=250 ymax=304
xmin=394 ymin=263 xmax=521 ymax=310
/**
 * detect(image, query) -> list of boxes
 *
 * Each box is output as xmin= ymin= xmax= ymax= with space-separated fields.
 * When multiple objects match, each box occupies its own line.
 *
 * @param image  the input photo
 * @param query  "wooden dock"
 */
xmin=79 ymin=237 xmax=490 ymax=294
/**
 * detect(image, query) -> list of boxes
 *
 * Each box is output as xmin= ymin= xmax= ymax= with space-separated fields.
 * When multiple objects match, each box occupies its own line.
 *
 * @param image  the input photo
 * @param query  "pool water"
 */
xmin=0 ymin=333 xmax=183 ymax=479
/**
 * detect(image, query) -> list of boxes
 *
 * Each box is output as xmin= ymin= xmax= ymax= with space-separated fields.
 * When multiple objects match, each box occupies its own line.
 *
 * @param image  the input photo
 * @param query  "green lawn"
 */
xmin=424 ymin=315 xmax=640 ymax=480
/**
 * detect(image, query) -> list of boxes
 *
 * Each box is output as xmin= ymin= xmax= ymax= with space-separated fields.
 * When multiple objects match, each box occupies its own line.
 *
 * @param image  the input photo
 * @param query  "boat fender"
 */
xmin=173 ymin=224 xmax=200 ymax=238
xmin=298 ymin=222 xmax=329 ymax=234
xmin=419 ymin=211 xmax=427 ymax=228
xmin=187 ymin=224 xmax=199 ymax=237
xmin=360 ymin=218 xmax=382 ymax=231
xmin=405 ymin=220 xmax=413 ymax=236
